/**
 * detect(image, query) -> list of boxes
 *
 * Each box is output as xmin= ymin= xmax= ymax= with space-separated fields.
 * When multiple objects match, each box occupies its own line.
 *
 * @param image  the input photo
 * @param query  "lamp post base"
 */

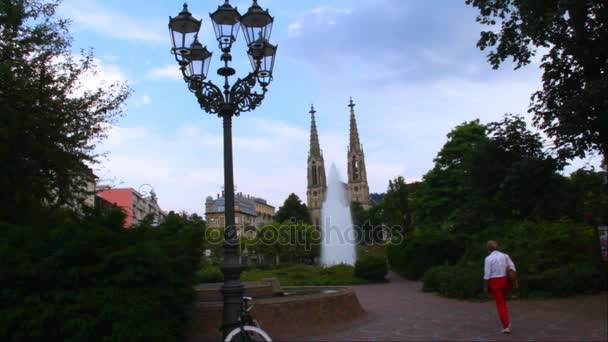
xmin=220 ymin=276 xmax=244 ymax=337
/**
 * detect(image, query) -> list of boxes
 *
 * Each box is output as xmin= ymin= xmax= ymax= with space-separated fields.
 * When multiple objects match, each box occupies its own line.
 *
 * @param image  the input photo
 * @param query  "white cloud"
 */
xmin=132 ymin=95 xmax=152 ymax=108
xmin=59 ymin=0 xmax=166 ymax=43
xmin=310 ymin=7 xmax=353 ymax=16
xmin=95 ymin=118 xmax=315 ymax=214
xmin=56 ymin=57 xmax=128 ymax=98
xmin=105 ymin=126 xmax=149 ymax=148
xmin=141 ymin=95 xmax=151 ymax=105
xmin=288 ymin=22 xmax=303 ymax=37
xmin=286 ymin=6 xmax=354 ymax=38
xmin=146 ymin=65 xmax=182 ymax=80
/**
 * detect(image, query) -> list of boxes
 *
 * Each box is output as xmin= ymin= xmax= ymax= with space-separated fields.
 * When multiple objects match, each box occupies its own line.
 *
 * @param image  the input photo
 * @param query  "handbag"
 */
xmin=505 ymin=255 xmax=518 ymax=287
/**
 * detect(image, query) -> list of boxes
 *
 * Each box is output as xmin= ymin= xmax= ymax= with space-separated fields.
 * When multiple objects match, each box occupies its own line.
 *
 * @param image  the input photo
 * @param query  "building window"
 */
xmin=312 ymin=163 xmax=318 ymax=186
xmin=352 ymin=157 xmax=360 ymax=181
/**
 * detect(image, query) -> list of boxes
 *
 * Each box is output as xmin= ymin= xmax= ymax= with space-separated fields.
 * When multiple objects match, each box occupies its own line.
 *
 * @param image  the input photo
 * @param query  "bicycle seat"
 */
xmin=243 ymin=296 xmax=253 ymax=302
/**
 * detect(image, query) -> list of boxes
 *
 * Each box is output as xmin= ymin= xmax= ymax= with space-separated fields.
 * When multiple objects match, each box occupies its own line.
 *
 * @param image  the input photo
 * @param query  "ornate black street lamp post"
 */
xmin=168 ymin=0 xmax=276 ymax=337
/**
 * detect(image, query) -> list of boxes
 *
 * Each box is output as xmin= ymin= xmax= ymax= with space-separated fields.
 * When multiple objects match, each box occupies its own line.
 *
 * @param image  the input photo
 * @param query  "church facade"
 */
xmin=306 ymin=98 xmax=372 ymax=226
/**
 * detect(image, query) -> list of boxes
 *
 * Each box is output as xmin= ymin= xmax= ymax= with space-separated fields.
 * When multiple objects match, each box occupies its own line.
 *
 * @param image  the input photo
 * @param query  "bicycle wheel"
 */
xmin=224 ymin=325 xmax=272 ymax=342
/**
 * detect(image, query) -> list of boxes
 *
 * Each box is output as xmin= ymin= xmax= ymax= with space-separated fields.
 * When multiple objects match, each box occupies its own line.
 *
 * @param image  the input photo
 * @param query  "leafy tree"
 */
xmin=382 ymin=176 xmax=412 ymax=233
xmin=411 ymin=120 xmax=490 ymax=230
xmin=252 ymin=221 xmax=320 ymax=265
xmin=255 ymin=223 xmax=284 ymax=264
xmin=567 ymin=168 xmax=608 ymax=224
xmin=0 ymin=0 xmax=130 ymax=223
xmin=466 ymin=0 xmax=608 ymax=160
xmin=350 ymin=201 xmax=367 ymax=245
xmin=351 ymin=200 xmax=392 ymax=245
xmin=412 ymin=116 xmax=566 ymax=230
xmin=274 ymin=193 xmax=311 ymax=224
xmin=281 ymin=222 xmax=320 ymax=263
xmin=161 ymin=211 xmax=207 ymax=232
xmin=481 ymin=114 xmax=567 ymax=220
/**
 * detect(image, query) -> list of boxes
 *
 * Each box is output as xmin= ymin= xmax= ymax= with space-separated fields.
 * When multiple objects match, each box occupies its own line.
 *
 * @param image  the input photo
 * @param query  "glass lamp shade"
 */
xmin=169 ymin=3 xmax=202 ymax=66
xmin=248 ymin=42 xmax=277 ymax=85
xmin=210 ymin=0 xmax=241 ymax=50
xmin=185 ymin=38 xmax=213 ymax=82
xmin=240 ymin=0 xmax=273 ymax=49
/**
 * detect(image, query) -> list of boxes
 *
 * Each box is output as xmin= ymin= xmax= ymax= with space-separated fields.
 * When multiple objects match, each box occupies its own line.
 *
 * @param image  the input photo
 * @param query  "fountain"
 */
xmin=189 ymin=165 xmax=366 ymax=340
xmin=321 ymin=164 xmax=357 ymax=266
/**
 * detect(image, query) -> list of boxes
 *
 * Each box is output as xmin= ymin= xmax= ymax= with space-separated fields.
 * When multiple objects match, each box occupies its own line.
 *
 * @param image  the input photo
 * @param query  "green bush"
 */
xmin=196 ymin=266 xmax=224 ymax=283
xmin=420 ymin=220 xmax=602 ymax=299
xmin=527 ymin=264 xmax=601 ymax=296
xmin=422 ymin=265 xmax=448 ymax=293
xmin=0 ymin=208 xmax=204 ymax=342
xmin=422 ymin=263 xmax=483 ymax=299
xmin=387 ymin=228 xmax=464 ymax=280
xmin=354 ymin=254 xmax=388 ymax=281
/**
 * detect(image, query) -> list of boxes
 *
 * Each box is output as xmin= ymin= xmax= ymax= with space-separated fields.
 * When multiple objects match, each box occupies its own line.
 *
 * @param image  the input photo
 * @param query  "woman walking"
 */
xmin=483 ymin=240 xmax=517 ymax=334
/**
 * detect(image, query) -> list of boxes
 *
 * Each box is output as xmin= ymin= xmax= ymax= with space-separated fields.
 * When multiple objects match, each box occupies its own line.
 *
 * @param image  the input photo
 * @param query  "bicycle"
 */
xmin=224 ymin=296 xmax=272 ymax=342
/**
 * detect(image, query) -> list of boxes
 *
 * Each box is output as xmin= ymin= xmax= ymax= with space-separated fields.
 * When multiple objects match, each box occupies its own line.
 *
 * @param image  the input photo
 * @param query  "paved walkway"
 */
xmin=307 ymin=273 xmax=608 ymax=341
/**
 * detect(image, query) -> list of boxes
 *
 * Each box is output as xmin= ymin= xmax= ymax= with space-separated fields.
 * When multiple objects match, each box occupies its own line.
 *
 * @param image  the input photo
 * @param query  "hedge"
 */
xmin=0 ymin=209 xmax=204 ymax=341
xmin=387 ymin=227 xmax=464 ymax=280
xmin=526 ymin=264 xmax=601 ymax=296
xmin=354 ymin=253 xmax=388 ymax=282
xmin=420 ymin=220 xmax=603 ymax=299
xmin=196 ymin=265 xmax=224 ymax=283
xmin=422 ymin=264 xmax=483 ymax=299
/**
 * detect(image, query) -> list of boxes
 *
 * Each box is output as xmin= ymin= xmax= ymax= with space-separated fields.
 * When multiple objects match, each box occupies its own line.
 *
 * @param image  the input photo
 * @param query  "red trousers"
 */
xmin=489 ymin=276 xmax=510 ymax=329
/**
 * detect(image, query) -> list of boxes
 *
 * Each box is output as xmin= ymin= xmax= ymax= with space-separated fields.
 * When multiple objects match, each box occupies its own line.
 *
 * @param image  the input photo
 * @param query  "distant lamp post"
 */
xmin=168 ymin=0 xmax=277 ymax=337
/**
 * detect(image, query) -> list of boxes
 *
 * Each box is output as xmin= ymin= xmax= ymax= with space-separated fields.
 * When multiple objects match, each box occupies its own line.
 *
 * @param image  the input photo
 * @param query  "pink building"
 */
xmin=96 ymin=188 xmax=164 ymax=227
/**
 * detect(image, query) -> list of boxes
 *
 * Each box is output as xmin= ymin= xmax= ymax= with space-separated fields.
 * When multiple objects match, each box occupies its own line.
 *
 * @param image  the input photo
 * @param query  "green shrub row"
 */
xmin=387 ymin=227 xmax=464 ymax=280
xmin=196 ymin=266 xmax=224 ymax=283
xmin=422 ymin=262 xmax=601 ymax=299
xmin=526 ymin=264 xmax=601 ymax=296
xmin=241 ymin=264 xmax=368 ymax=286
xmin=422 ymin=263 xmax=483 ymax=299
xmin=417 ymin=220 xmax=603 ymax=299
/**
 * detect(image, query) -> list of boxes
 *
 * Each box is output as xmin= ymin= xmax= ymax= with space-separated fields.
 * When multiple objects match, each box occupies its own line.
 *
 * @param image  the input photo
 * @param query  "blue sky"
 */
xmin=57 ymin=0 xmax=601 ymax=214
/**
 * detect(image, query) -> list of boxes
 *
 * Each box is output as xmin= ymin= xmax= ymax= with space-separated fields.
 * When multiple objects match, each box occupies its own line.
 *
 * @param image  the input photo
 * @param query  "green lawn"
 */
xmin=241 ymin=264 xmax=371 ymax=286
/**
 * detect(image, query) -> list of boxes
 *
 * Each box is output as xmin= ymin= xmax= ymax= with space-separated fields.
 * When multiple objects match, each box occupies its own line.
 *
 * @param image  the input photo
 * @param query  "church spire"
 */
xmin=347 ymin=97 xmax=371 ymax=209
xmin=309 ymin=104 xmax=322 ymax=157
xmin=307 ymin=104 xmax=326 ymax=227
xmin=349 ymin=97 xmax=361 ymax=152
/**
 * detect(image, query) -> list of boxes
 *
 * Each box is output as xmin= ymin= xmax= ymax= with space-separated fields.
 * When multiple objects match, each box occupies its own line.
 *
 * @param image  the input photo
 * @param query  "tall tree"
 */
xmin=411 ymin=120 xmax=490 ymax=230
xmin=466 ymin=0 xmax=608 ymax=160
xmin=567 ymin=168 xmax=608 ymax=224
xmin=382 ymin=176 xmax=412 ymax=233
xmin=413 ymin=116 xmax=568 ymax=230
xmin=274 ymin=193 xmax=311 ymax=224
xmin=482 ymin=114 xmax=567 ymax=220
xmin=0 ymin=0 xmax=130 ymax=223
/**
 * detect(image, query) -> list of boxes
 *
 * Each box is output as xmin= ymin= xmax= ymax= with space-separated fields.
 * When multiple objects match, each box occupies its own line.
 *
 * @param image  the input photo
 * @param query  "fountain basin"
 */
xmin=194 ymin=279 xmax=281 ymax=302
xmin=188 ymin=282 xmax=366 ymax=341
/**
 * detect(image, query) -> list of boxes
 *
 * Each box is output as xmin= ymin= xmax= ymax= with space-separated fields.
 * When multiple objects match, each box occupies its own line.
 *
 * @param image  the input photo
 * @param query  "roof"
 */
xmin=206 ymin=196 xmax=258 ymax=216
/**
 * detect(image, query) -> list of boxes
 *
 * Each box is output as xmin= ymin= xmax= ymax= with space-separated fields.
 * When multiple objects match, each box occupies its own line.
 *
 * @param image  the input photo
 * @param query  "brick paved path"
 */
xmin=307 ymin=273 xmax=607 ymax=341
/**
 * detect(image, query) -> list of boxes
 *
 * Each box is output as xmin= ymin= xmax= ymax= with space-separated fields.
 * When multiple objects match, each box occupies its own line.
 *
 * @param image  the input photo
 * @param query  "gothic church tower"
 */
xmin=306 ymin=105 xmax=326 ymax=227
xmin=347 ymin=98 xmax=372 ymax=209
